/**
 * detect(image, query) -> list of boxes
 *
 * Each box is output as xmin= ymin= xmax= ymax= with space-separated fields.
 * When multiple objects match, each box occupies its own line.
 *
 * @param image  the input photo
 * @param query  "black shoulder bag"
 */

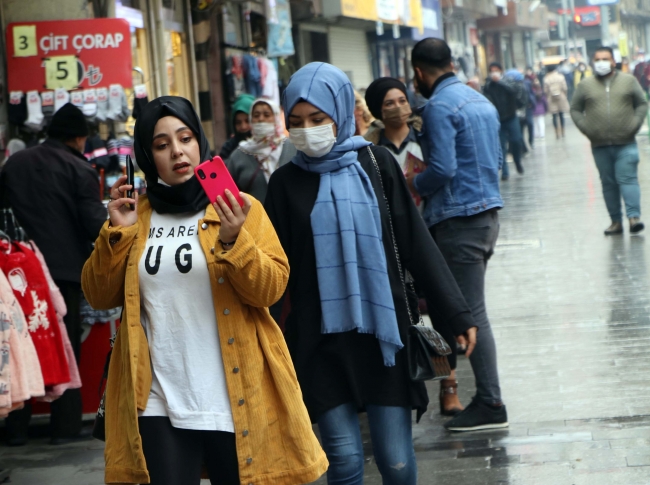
xmin=366 ymin=146 xmax=452 ymax=382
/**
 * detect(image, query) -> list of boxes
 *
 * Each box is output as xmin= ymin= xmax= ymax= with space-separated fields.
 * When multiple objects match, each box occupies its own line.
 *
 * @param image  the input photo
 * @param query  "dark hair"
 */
xmin=412 ymin=37 xmax=453 ymax=72
xmin=594 ymin=46 xmax=614 ymax=59
xmin=489 ymin=62 xmax=503 ymax=71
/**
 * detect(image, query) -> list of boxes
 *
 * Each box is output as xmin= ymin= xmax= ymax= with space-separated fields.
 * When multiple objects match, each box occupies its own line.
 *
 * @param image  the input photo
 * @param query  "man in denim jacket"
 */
xmin=406 ymin=38 xmax=507 ymax=432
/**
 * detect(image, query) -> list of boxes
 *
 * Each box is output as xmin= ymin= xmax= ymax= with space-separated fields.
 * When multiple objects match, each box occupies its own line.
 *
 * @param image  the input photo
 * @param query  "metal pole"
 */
xmin=600 ymin=5 xmax=610 ymax=47
xmin=560 ymin=0 xmax=569 ymax=57
xmin=569 ymin=0 xmax=579 ymax=59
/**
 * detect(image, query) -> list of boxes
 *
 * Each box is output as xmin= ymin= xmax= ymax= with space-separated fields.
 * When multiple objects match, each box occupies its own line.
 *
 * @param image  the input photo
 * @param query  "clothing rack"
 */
xmin=222 ymin=42 xmax=267 ymax=57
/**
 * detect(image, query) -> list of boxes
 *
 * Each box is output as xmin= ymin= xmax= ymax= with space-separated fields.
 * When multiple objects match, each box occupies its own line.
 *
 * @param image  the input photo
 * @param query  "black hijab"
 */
xmin=134 ymin=96 xmax=211 ymax=214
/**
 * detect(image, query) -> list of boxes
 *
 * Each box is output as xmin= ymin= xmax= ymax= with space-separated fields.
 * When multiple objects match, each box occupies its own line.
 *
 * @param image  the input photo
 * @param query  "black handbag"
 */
xmin=92 ymin=328 xmax=119 ymax=442
xmin=367 ymin=147 xmax=452 ymax=382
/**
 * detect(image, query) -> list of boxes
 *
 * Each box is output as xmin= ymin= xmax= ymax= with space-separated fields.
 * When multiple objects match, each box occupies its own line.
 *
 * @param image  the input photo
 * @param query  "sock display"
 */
xmin=132 ymin=84 xmax=149 ymax=120
xmin=106 ymin=136 xmax=119 ymax=171
xmin=118 ymin=136 xmax=133 ymax=168
xmin=54 ymin=88 xmax=70 ymax=112
xmin=96 ymin=87 xmax=109 ymax=122
xmin=41 ymin=92 xmax=54 ymax=124
xmin=85 ymin=134 xmax=110 ymax=169
xmin=25 ymin=90 xmax=44 ymax=132
xmin=82 ymin=89 xmax=98 ymax=119
xmin=107 ymin=84 xmax=129 ymax=121
xmin=70 ymin=91 xmax=84 ymax=108
xmin=8 ymin=92 xmax=27 ymax=126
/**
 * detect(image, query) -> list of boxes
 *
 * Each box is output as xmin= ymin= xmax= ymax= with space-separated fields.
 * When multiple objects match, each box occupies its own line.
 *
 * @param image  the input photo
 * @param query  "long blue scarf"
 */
xmin=283 ymin=63 xmax=403 ymax=366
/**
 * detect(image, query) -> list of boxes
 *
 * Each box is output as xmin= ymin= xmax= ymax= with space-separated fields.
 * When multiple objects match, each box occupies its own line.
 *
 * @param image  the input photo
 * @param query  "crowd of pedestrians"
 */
xmin=2 ymin=36 xmax=649 ymax=485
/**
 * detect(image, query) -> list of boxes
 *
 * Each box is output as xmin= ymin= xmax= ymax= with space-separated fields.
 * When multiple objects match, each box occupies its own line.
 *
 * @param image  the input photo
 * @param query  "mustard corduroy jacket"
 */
xmin=82 ymin=195 xmax=328 ymax=485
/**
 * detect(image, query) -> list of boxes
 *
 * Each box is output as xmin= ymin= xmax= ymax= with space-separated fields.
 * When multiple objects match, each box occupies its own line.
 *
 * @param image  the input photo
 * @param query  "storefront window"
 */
xmin=165 ymin=30 xmax=191 ymax=98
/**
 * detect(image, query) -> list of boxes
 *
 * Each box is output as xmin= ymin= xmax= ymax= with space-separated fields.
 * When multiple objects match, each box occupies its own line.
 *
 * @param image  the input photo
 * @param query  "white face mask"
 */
xmin=594 ymin=60 xmax=613 ymax=77
xmin=251 ymin=122 xmax=276 ymax=140
xmin=289 ymin=123 xmax=336 ymax=158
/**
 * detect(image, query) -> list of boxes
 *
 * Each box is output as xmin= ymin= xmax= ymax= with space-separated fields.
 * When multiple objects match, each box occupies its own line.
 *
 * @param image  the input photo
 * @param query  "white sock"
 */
xmin=108 ymin=84 xmax=125 ymax=120
xmin=82 ymin=89 xmax=98 ymax=118
xmin=96 ymin=87 xmax=108 ymax=121
xmin=41 ymin=91 xmax=55 ymax=123
xmin=25 ymin=90 xmax=44 ymax=131
xmin=54 ymin=88 xmax=70 ymax=112
xmin=70 ymin=91 xmax=84 ymax=108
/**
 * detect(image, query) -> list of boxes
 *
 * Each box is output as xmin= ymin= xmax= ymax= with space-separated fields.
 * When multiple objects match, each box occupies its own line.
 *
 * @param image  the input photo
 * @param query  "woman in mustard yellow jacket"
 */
xmin=82 ymin=96 xmax=327 ymax=485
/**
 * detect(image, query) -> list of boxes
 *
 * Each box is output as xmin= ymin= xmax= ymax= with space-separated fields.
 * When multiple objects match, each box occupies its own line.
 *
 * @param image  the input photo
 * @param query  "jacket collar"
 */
xmin=43 ymin=138 xmax=88 ymax=162
xmin=432 ymin=72 xmax=457 ymax=96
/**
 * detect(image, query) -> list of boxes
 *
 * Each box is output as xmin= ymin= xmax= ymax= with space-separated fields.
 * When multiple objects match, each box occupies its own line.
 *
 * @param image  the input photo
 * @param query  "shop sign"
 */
xmin=619 ymin=32 xmax=629 ymax=58
xmin=341 ymin=0 xmax=423 ymax=30
xmin=413 ymin=0 xmax=443 ymax=40
xmin=6 ymin=18 xmax=132 ymax=93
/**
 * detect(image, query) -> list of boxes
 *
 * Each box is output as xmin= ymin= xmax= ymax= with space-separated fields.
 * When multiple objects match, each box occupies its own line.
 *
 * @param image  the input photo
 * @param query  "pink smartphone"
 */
xmin=195 ymin=156 xmax=244 ymax=209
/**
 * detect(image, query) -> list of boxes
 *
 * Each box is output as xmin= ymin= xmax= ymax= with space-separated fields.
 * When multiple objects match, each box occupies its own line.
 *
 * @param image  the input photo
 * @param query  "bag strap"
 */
xmin=366 ymin=146 xmax=420 ymax=327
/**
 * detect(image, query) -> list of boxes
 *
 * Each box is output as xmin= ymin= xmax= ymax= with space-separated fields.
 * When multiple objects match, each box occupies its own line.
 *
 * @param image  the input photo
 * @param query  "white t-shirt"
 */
xmin=138 ymin=210 xmax=234 ymax=432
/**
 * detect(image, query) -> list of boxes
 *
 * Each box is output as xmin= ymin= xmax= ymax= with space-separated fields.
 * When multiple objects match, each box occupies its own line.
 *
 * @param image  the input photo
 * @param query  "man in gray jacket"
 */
xmin=571 ymin=46 xmax=648 ymax=235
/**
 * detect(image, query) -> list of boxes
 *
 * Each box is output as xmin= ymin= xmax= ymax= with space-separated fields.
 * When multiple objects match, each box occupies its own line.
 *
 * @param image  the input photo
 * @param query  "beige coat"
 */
xmin=544 ymin=71 xmax=570 ymax=114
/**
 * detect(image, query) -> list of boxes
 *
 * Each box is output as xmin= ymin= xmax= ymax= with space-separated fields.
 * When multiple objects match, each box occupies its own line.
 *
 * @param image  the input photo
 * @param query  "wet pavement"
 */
xmin=4 ymin=119 xmax=650 ymax=484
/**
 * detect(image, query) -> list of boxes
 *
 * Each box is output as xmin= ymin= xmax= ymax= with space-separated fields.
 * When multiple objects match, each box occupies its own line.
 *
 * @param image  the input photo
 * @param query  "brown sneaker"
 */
xmin=604 ymin=221 xmax=623 ymax=236
xmin=440 ymin=379 xmax=464 ymax=416
xmin=630 ymin=218 xmax=645 ymax=235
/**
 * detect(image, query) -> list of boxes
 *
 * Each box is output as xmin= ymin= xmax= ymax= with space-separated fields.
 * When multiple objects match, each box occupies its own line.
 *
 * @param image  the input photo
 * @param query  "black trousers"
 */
xmin=139 ymin=417 xmax=240 ymax=485
xmin=5 ymin=281 xmax=82 ymax=440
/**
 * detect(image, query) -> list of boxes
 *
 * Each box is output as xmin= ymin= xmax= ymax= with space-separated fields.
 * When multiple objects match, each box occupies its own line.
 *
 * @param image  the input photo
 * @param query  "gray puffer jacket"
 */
xmin=570 ymin=71 xmax=648 ymax=147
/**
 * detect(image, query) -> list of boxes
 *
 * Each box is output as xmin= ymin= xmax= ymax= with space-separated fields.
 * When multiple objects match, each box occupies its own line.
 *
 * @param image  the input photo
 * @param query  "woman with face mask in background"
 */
xmin=265 ymin=63 xmax=477 ymax=485
xmin=543 ymin=65 xmax=570 ymax=139
xmin=82 ymin=96 xmax=327 ymax=485
xmin=218 ymin=94 xmax=255 ymax=161
xmin=226 ymin=98 xmax=296 ymax=203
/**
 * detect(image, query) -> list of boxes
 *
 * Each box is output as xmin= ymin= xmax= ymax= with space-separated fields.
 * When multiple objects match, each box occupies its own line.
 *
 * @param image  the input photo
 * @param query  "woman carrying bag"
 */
xmin=265 ymin=63 xmax=477 ymax=485
xmin=82 ymin=96 xmax=327 ymax=485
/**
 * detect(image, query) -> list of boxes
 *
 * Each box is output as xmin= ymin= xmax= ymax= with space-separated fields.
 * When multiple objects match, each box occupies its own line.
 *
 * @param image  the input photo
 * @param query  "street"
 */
xmin=4 ymin=118 xmax=650 ymax=484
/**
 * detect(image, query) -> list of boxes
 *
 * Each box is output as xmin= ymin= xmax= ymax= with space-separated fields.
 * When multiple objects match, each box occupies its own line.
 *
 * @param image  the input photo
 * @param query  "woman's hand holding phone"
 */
xmin=108 ymin=175 xmax=139 ymax=228
xmin=213 ymin=190 xmax=252 ymax=249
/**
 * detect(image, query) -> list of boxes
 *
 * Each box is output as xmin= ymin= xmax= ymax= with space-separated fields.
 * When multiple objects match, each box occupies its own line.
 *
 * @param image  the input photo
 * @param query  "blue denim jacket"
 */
xmin=414 ymin=76 xmax=504 ymax=227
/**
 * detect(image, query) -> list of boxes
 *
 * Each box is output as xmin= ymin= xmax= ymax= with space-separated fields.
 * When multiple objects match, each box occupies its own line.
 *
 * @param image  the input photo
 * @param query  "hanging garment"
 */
xmin=258 ymin=57 xmax=268 ymax=89
xmin=54 ymin=88 xmax=71 ymax=112
xmin=0 ymin=269 xmax=44 ymax=406
xmin=0 ymin=243 xmax=70 ymax=387
xmin=23 ymin=242 xmax=81 ymax=402
xmin=8 ymin=91 xmax=27 ymax=126
xmin=261 ymin=59 xmax=281 ymax=107
xmin=25 ymin=90 xmax=44 ymax=132
xmin=132 ymin=84 xmax=149 ymax=120
xmin=0 ymin=297 xmax=11 ymax=409
xmin=41 ymin=92 xmax=55 ymax=125
xmin=243 ymin=54 xmax=262 ymax=97
xmin=96 ymin=87 xmax=109 ymax=121
xmin=118 ymin=136 xmax=133 ymax=168
xmin=83 ymin=89 xmax=98 ymax=120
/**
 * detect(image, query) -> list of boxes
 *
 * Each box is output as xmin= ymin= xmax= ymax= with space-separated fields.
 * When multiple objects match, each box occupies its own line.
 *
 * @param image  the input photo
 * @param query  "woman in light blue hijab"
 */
xmin=265 ymin=63 xmax=476 ymax=485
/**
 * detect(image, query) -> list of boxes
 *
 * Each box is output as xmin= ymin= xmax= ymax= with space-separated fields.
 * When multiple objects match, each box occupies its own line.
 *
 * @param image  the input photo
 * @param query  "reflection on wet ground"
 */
xmin=4 ymin=121 xmax=650 ymax=484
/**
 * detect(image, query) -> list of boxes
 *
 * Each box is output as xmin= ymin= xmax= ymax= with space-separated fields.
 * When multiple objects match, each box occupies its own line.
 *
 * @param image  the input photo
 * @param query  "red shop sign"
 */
xmin=6 ymin=18 xmax=132 ymax=93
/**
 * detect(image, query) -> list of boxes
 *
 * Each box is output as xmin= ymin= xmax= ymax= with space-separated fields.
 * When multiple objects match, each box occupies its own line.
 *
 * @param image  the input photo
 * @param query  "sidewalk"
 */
xmin=4 ymin=119 xmax=650 ymax=484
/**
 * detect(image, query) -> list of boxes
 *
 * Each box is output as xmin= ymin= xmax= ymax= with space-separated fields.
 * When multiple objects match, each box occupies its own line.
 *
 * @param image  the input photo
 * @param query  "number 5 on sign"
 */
xmin=44 ymin=55 xmax=78 ymax=90
xmin=13 ymin=25 xmax=37 ymax=57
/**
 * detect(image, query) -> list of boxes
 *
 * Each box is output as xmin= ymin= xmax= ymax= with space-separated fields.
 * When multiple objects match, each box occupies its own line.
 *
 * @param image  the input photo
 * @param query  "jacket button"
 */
xmin=201 ymin=223 xmax=208 ymax=230
xmin=238 ymin=398 xmax=245 ymax=406
xmin=210 ymin=247 xmax=215 ymax=254
xmin=228 ymin=337 xmax=235 ymax=344
xmin=246 ymin=457 xmax=253 ymax=464
xmin=243 ymin=429 xmax=249 ymax=437
xmin=218 ymin=277 xmax=225 ymax=284
xmin=224 ymin=309 xmax=230 ymax=315
xmin=233 ymin=367 xmax=240 ymax=373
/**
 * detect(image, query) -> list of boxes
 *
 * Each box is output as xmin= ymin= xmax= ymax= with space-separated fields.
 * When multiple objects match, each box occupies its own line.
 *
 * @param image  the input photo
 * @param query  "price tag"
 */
xmin=13 ymin=25 xmax=37 ymax=57
xmin=44 ymin=55 xmax=78 ymax=90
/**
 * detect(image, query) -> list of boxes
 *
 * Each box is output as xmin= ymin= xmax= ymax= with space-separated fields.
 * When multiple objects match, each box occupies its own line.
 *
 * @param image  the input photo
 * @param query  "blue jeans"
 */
xmin=317 ymin=404 xmax=417 ymax=485
xmin=592 ymin=143 xmax=641 ymax=221
xmin=499 ymin=116 xmax=523 ymax=177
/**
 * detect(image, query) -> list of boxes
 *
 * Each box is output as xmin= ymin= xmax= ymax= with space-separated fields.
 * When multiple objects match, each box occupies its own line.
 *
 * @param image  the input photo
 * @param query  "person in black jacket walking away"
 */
xmin=265 ymin=62 xmax=477 ymax=485
xmin=0 ymin=103 xmax=107 ymax=446
xmin=483 ymin=63 xmax=525 ymax=180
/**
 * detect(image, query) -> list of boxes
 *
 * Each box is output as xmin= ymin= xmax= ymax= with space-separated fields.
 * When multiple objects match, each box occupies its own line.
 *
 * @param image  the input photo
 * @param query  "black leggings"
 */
xmin=552 ymin=112 xmax=565 ymax=128
xmin=139 ymin=417 xmax=240 ymax=485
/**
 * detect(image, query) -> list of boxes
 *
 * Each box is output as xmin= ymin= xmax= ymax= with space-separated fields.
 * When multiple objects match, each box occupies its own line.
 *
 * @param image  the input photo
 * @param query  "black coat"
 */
xmin=0 ymin=139 xmax=107 ymax=283
xmin=484 ymin=78 xmax=522 ymax=122
xmin=264 ymin=145 xmax=474 ymax=422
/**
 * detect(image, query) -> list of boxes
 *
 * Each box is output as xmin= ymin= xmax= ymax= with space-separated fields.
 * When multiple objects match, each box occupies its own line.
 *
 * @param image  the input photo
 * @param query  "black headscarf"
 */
xmin=134 ymin=96 xmax=211 ymax=214
xmin=364 ymin=77 xmax=408 ymax=120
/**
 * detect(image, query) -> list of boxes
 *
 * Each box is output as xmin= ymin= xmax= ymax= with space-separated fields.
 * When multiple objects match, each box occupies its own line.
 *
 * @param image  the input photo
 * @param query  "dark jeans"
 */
xmin=499 ymin=116 xmax=523 ymax=177
xmin=552 ymin=112 xmax=565 ymax=129
xmin=430 ymin=210 xmax=503 ymax=406
xmin=317 ymin=403 xmax=416 ymax=485
xmin=6 ymin=281 xmax=83 ymax=440
xmin=592 ymin=143 xmax=641 ymax=221
xmin=524 ymin=108 xmax=535 ymax=147
xmin=139 ymin=417 xmax=239 ymax=485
